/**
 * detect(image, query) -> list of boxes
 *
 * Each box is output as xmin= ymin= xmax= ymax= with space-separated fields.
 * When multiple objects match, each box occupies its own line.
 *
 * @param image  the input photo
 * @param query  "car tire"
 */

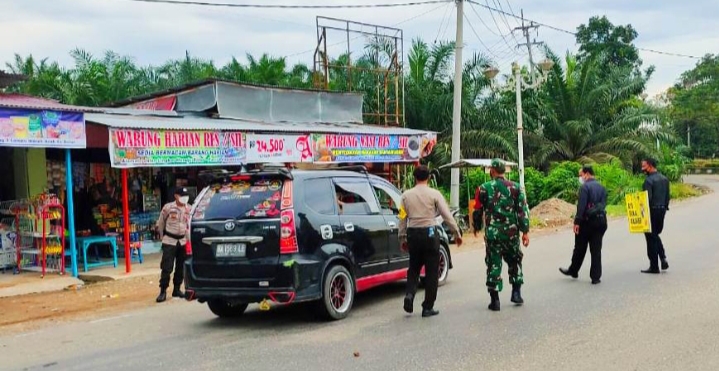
xmin=317 ymin=265 xmax=355 ymax=321
xmin=207 ymin=300 xmax=249 ymax=318
xmin=421 ymin=244 xmax=450 ymax=287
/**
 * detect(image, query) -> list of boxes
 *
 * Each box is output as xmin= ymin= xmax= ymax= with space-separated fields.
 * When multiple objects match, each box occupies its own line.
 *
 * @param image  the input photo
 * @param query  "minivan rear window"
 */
xmin=192 ymin=178 xmax=284 ymax=221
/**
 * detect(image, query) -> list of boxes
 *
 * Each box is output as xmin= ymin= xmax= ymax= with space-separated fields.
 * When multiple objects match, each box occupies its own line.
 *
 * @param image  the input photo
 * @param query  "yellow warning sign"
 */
xmin=625 ymin=191 xmax=652 ymax=234
xmin=259 ymin=299 xmax=271 ymax=311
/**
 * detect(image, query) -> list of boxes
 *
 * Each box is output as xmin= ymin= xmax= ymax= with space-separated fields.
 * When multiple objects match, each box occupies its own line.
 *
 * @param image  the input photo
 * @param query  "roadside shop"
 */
xmin=0 ymin=94 xmax=94 ymax=278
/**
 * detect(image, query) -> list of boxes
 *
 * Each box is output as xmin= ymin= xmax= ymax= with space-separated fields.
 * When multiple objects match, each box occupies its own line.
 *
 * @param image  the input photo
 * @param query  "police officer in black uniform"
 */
xmin=640 ymin=158 xmax=671 ymax=274
xmin=560 ymin=165 xmax=608 ymax=284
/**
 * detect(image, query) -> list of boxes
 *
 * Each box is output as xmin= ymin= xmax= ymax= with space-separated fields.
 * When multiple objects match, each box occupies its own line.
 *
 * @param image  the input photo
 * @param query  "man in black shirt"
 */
xmin=641 ymin=158 xmax=671 ymax=274
xmin=560 ymin=165 xmax=608 ymax=284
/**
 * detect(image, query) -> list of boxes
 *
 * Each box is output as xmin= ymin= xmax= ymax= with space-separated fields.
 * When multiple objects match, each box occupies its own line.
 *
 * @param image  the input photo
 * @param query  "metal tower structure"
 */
xmin=313 ymin=16 xmax=405 ymax=127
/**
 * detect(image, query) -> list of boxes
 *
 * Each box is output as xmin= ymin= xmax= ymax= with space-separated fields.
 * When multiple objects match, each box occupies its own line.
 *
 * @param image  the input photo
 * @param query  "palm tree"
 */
xmin=404 ymin=38 xmax=516 ymax=162
xmin=503 ymin=49 xmax=666 ymax=167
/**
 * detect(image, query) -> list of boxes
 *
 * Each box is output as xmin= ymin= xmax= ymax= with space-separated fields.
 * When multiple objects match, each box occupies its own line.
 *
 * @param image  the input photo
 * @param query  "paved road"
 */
xmin=3 ymin=176 xmax=719 ymax=371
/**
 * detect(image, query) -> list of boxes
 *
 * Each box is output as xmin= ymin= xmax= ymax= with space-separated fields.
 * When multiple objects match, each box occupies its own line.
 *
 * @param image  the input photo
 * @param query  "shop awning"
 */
xmin=439 ymin=159 xmax=517 ymax=169
xmin=86 ymin=112 xmax=438 ymax=168
xmin=85 ymin=112 xmax=431 ymax=136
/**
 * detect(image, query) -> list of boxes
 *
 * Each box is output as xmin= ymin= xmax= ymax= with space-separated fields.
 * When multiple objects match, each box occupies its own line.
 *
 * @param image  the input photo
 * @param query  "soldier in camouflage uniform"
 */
xmin=473 ymin=159 xmax=530 ymax=311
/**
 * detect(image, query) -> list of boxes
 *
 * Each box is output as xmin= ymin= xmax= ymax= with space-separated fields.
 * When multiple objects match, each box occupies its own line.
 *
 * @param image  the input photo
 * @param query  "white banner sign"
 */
xmin=246 ymin=134 xmax=314 ymax=164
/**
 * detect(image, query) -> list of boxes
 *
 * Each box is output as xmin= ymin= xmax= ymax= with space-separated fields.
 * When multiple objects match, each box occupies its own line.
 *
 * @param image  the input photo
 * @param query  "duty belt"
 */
xmin=163 ymin=230 xmax=185 ymax=240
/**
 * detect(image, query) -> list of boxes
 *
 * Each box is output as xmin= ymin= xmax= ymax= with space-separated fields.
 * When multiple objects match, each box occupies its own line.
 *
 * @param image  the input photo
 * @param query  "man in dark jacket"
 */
xmin=560 ymin=165 xmax=608 ymax=284
xmin=640 ymin=158 xmax=671 ymax=274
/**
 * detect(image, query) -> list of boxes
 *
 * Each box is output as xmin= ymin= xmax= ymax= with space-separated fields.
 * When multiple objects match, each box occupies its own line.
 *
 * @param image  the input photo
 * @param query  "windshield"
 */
xmin=192 ymin=178 xmax=284 ymax=221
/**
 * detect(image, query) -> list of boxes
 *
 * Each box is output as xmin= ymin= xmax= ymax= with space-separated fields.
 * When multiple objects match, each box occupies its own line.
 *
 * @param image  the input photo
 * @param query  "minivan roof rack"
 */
xmin=245 ymin=166 xmax=294 ymax=180
xmin=198 ymin=169 xmax=233 ymax=184
xmin=318 ymin=165 xmax=368 ymax=174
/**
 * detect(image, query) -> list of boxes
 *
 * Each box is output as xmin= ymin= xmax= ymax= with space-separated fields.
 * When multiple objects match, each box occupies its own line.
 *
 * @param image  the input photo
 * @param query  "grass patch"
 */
xmin=606 ymin=204 xmax=626 ymax=217
xmin=671 ymin=183 xmax=702 ymax=199
xmin=530 ymin=218 xmax=545 ymax=228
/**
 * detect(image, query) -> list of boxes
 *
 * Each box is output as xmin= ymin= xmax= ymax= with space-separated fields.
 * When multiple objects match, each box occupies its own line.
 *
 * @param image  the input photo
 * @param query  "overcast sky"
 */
xmin=2 ymin=0 xmax=717 ymax=97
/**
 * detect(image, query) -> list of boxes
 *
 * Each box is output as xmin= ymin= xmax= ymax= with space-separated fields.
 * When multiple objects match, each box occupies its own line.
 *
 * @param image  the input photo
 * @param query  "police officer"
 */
xmin=559 ymin=165 xmax=608 ymax=284
xmin=399 ymin=165 xmax=462 ymax=318
xmin=641 ymin=158 xmax=671 ymax=274
xmin=474 ymin=159 xmax=530 ymax=312
xmin=155 ymin=187 xmax=191 ymax=303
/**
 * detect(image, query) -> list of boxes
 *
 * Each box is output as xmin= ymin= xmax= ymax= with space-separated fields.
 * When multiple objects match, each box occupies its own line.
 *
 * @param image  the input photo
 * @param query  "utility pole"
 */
xmin=515 ymin=10 xmax=541 ymax=72
xmin=510 ymin=9 xmax=542 ymax=192
xmin=449 ymin=0 xmax=464 ymax=209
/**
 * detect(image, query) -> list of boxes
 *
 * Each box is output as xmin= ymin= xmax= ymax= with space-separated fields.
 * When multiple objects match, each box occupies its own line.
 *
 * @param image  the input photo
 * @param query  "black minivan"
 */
xmin=184 ymin=166 xmax=452 ymax=320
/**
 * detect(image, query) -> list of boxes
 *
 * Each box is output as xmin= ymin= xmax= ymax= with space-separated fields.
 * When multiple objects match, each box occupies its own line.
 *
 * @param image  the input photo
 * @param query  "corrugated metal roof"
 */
xmin=85 ymin=113 xmax=434 ymax=136
xmin=108 ymin=78 xmax=358 ymax=107
xmin=0 ymin=94 xmax=103 ymax=113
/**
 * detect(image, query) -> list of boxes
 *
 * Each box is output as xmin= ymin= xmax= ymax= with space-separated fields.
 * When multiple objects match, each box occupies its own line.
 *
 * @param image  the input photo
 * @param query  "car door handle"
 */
xmin=344 ymin=222 xmax=355 ymax=232
xmin=387 ymin=221 xmax=397 ymax=228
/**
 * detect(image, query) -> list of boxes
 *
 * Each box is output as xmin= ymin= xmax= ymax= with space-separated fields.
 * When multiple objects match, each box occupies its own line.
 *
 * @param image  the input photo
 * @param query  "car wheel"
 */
xmin=421 ymin=245 xmax=450 ymax=287
xmin=207 ymin=300 xmax=249 ymax=318
xmin=317 ymin=265 xmax=355 ymax=321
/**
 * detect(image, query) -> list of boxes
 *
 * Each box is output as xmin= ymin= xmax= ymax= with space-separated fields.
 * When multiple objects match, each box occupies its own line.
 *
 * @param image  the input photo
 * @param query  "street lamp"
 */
xmin=483 ymin=58 xmax=554 ymax=192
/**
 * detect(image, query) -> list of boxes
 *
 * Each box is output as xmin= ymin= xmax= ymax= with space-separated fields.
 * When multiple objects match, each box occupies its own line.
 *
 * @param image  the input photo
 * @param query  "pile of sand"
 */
xmin=530 ymin=198 xmax=575 ymax=228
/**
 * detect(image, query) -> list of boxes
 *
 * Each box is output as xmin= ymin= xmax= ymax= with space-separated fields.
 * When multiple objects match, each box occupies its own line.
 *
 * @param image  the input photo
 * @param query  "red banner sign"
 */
xmin=126 ymin=95 xmax=176 ymax=111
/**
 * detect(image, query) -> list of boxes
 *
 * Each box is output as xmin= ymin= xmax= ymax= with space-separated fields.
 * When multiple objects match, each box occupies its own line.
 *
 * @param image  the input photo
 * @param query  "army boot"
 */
xmin=488 ymin=290 xmax=500 ymax=311
xmin=510 ymin=284 xmax=524 ymax=305
xmin=172 ymin=285 xmax=185 ymax=299
xmin=156 ymin=289 xmax=167 ymax=303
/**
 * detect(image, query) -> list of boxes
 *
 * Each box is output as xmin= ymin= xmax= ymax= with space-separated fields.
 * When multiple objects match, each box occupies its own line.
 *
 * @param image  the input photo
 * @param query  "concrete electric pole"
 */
xmin=449 ymin=0 xmax=464 ymax=209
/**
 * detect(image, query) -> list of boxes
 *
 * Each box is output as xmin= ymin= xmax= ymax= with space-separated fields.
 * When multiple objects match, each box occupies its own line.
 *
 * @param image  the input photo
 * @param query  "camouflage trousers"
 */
xmin=485 ymin=239 xmax=524 ymax=292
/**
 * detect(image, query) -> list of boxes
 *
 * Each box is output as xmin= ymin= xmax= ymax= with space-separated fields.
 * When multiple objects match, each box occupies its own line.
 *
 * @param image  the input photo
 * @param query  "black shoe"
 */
xmin=661 ymin=259 xmax=669 ymax=270
xmin=156 ymin=291 xmax=167 ymax=303
xmin=559 ymin=268 xmax=578 ymax=279
xmin=510 ymin=284 xmax=524 ymax=305
xmin=488 ymin=291 xmax=500 ymax=311
xmin=172 ymin=287 xmax=185 ymax=298
xmin=403 ymin=295 xmax=414 ymax=314
xmin=421 ymin=308 xmax=440 ymax=318
xmin=591 ymin=279 xmax=601 ymax=284
xmin=641 ymin=268 xmax=660 ymax=274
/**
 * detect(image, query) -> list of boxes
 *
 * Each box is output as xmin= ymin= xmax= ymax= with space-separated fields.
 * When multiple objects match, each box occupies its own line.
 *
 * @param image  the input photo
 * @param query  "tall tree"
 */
xmin=669 ymin=54 xmax=719 ymax=157
xmin=576 ymin=16 xmax=641 ymax=71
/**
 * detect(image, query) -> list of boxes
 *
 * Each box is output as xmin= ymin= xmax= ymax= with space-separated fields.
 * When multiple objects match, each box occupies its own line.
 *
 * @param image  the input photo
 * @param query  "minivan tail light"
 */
xmin=280 ymin=209 xmax=299 ymax=254
xmin=186 ymin=240 xmax=193 ymax=256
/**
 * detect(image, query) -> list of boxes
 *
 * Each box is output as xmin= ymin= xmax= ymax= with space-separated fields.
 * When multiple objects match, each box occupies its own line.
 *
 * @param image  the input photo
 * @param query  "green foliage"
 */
xmin=668 ymin=54 xmax=719 ymax=158
xmin=657 ymin=144 xmax=690 ymax=182
xmin=575 ymin=16 xmax=642 ymax=73
xmin=540 ymin=162 xmax=582 ymax=203
xmin=523 ymin=167 xmax=545 ymax=208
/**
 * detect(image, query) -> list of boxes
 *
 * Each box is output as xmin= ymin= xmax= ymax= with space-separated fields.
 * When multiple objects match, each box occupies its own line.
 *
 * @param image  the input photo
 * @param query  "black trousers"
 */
xmin=160 ymin=242 xmax=186 ymax=290
xmin=405 ymin=227 xmax=440 ymax=310
xmin=568 ymin=216 xmax=607 ymax=281
xmin=644 ymin=208 xmax=667 ymax=269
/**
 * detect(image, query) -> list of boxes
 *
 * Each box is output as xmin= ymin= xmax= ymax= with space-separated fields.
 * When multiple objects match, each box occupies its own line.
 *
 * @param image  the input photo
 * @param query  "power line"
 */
xmin=464 ymin=13 xmax=503 ymax=59
xmin=434 ymin=2 xmax=453 ymax=43
xmin=466 ymin=0 xmax=518 ymax=56
xmin=465 ymin=0 xmax=702 ymax=60
xmin=283 ymin=2 xmax=448 ymax=59
xmin=491 ymin=0 xmax=520 ymax=45
xmin=482 ymin=0 xmax=516 ymax=53
xmin=123 ymin=0 xmax=450 ymax=9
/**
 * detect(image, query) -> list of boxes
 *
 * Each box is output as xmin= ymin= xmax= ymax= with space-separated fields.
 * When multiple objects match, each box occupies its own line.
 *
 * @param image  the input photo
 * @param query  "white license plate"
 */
xmin=215 ymin=243 xmax=246 ymax=258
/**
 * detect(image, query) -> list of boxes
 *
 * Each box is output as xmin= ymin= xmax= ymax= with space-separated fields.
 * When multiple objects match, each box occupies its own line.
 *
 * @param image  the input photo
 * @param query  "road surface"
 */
xmin=2 ymin=176 xmax=719 ymax=371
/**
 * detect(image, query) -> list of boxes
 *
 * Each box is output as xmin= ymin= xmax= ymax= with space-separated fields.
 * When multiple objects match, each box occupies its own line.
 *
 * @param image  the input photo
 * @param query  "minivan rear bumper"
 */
xmin=183 ymin=258 xmax=323 ymax=304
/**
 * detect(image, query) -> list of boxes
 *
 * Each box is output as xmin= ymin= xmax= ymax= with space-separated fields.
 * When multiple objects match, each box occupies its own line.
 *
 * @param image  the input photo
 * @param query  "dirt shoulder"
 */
xmin=0 ymin=275 xmax=170 ymax=333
